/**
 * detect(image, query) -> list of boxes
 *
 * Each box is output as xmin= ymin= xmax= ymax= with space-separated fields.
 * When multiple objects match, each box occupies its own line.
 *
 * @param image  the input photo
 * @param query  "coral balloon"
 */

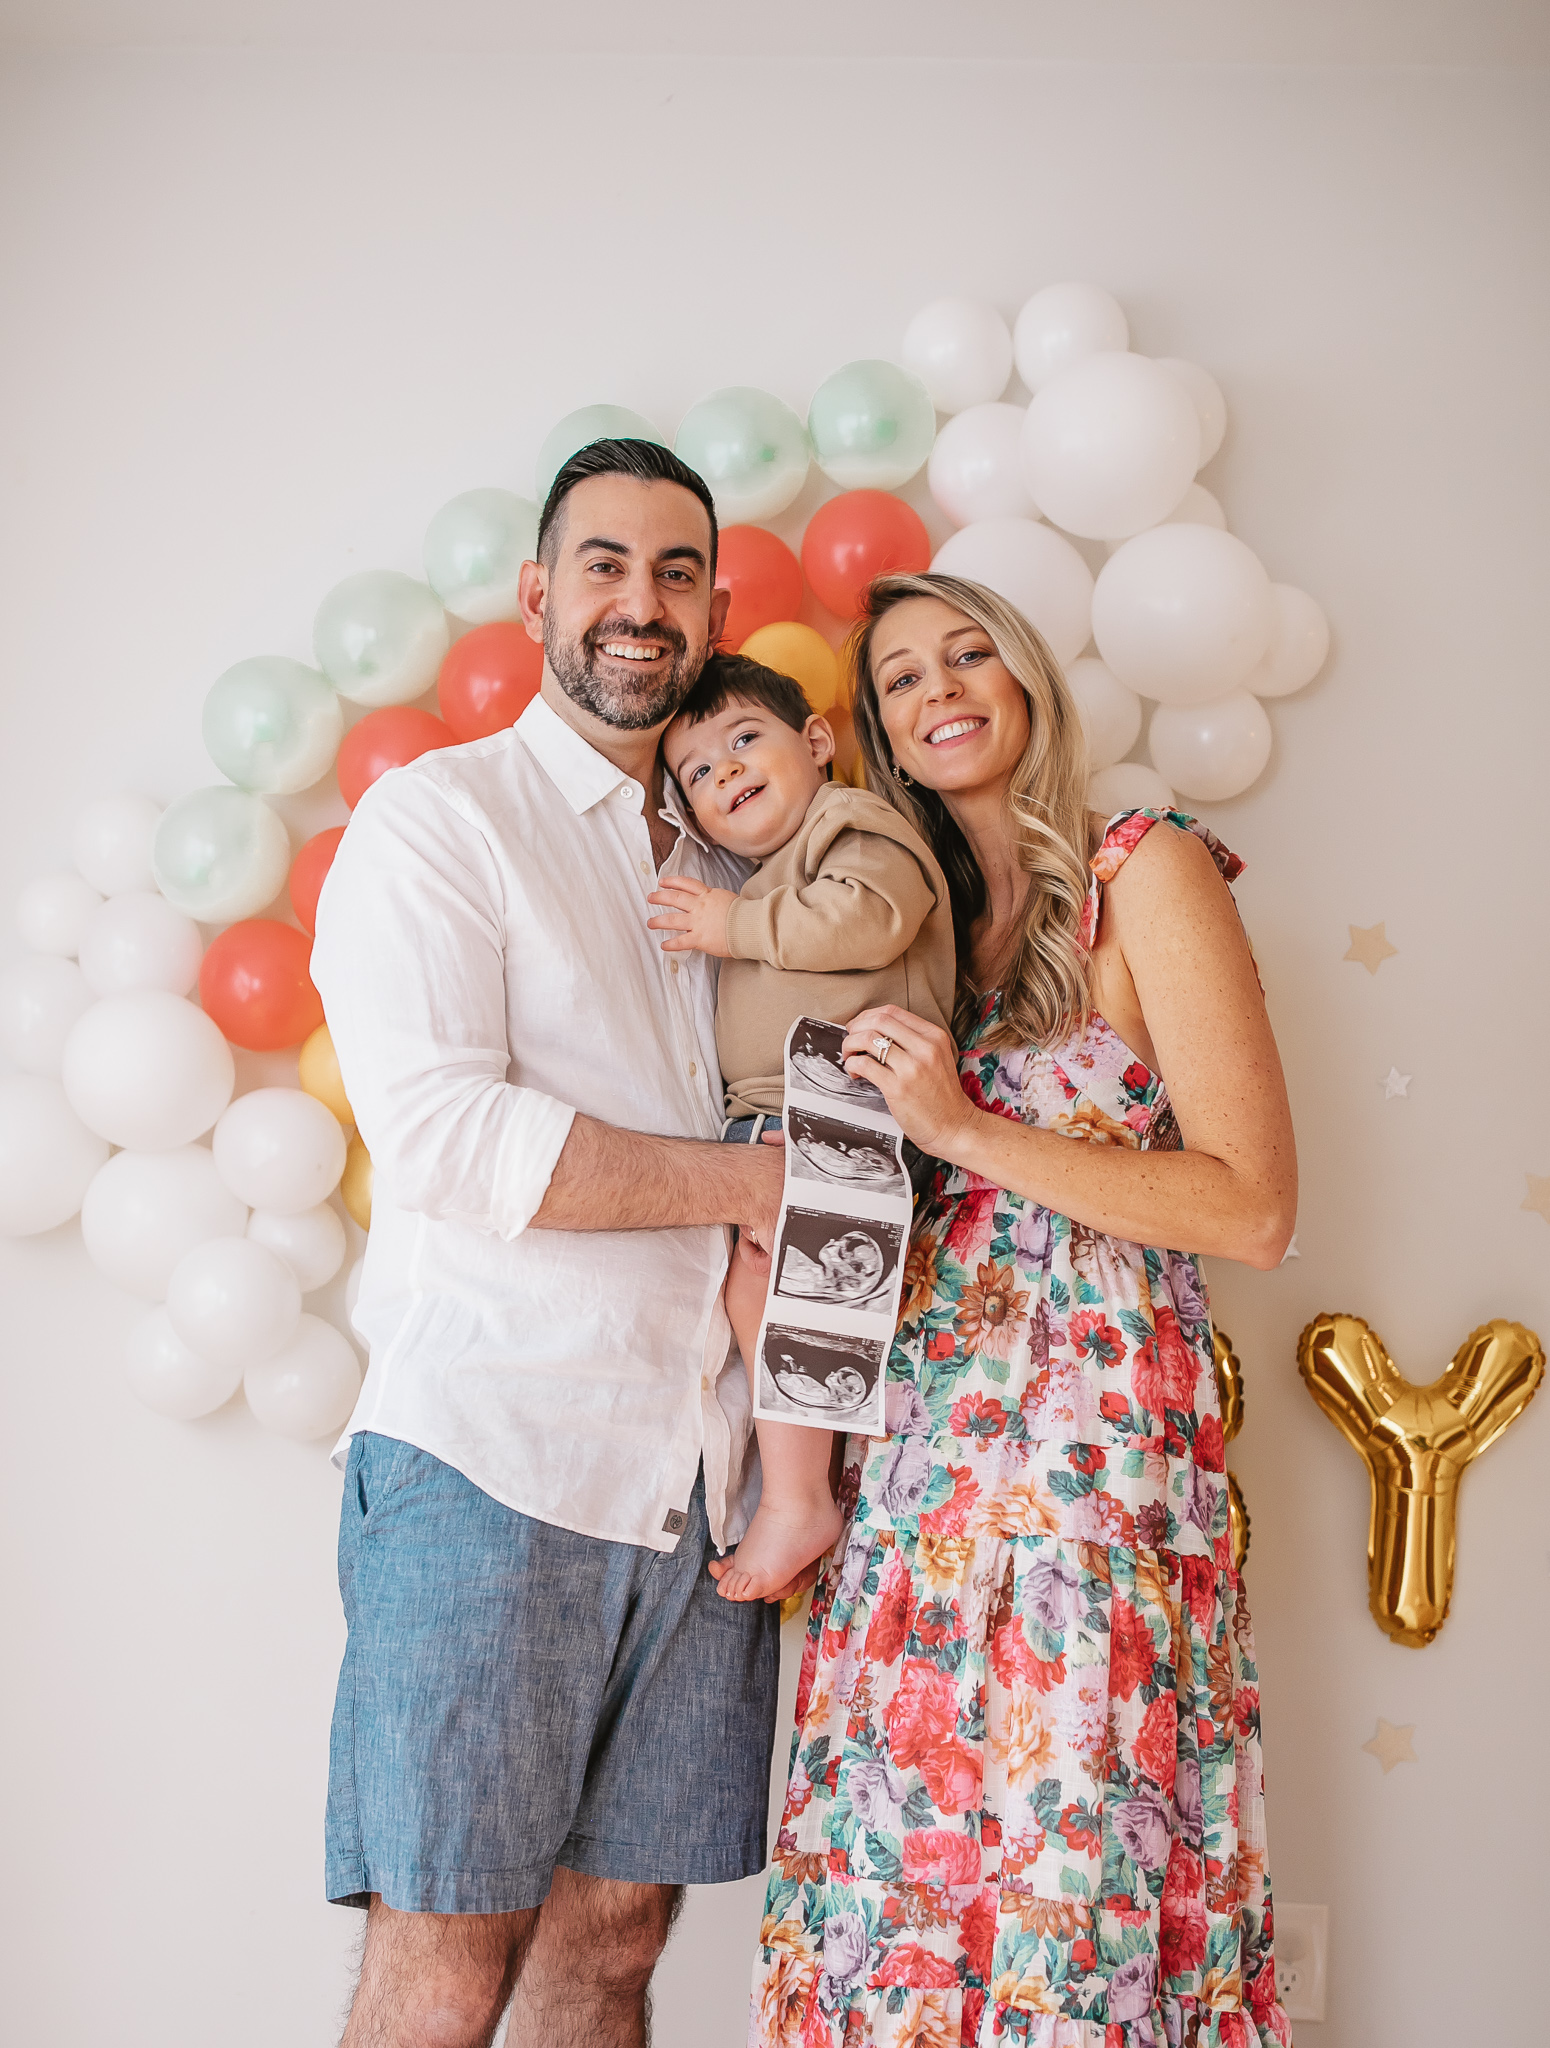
xmin=337 ymin=707 xmax=454 ymax=810
xmin=199 ymin=919 xmax=323 ymax=1051
xmin=289 ymin=827 xmax=346 ymax=936
xmin=437 ymin=622 xmax=543 ymax=742
xmin=299 ymin=1023 xmax=355 ymax=1125
xmin=714 ymin=527 xmax=803 ymax=650
xmin=1299 ymin=1314 xmax=1544 ymax=1647
xmin=340 ymin=1133 xmax=374 ymax=1230
xmin=800 ymin=492 xmax=931 ymax=622
xmin=738 ymin=622 xmax=842 ymax=714
xmin=0 ymin=1075 xmax=109 ymax=1236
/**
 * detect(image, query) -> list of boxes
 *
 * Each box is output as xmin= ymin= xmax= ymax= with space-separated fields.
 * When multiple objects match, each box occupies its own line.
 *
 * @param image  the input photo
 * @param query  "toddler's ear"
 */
xmin=804 ymin=715 xmax=836 ymax=768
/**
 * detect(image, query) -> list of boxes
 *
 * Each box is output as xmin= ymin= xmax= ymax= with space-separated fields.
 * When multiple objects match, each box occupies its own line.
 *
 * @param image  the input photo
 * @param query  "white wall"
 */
xmin=1 ymin=28 xmax=1547 ymax=2048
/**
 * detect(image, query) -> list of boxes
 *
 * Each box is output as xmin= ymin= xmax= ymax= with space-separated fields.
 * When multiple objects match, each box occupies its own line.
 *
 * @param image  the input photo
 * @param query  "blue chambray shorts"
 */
xmin=325 ymin=1433 xmax=780 ymax=1913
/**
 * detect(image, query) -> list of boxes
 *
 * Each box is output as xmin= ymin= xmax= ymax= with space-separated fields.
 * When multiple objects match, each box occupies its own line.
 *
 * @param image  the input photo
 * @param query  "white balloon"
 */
xmin=1244 ymin=584 xmax=1330 ymax=698
xmin=345 ymin=1253 xmax=365 ymax=1324
xmin=77 ymin=892 xmax=203 ymax=998
xmin=1012 ymin=282 xmax=1129 ymax=393
xmin=1162 ymin=483 xmax=1227 ymax=530
xmin=1087 ymin=762 xmax=1175 ymax=818
xmin=72 ymin=792 xmax=163 ymax=896
xmin=16 ymin=871 xmax=102 ymax=956
xmin=247 ymin=1202 xmax=347 ymax=1293
xmin=901 ymin=298 xmax=1013 ymax=416
xmin=1065 ymin=657 xmax=1143 ymax=772
xmin=423 ymin=488 xmax=539 ymax=625
xmin=1154 ymin=358 xmax=1227 ymax=467
xmin=81 ymin=1144 xmax=248 ymax=1299
xmin=1022 ymin=353 xmax=1201 ymax=541
xmin=930 ymin=518 xmax=1094 ymax=669
xmin=245 ymin=1314 xmax=362 ymax=1440
xmin=927 ymin=404 xmax=1038 ymax=528
xmin=0 ymin=1074 xmax=110 ymax=1235
xmin=125 ymin=1305 xmax=244 ymax=1420
xmin=212 ymin=1087 xmax=348 ymax=1213
xmin=62 ymin=990 xmax=235 ymax=1151
xmin=1092 ymin=526 xmax=1273 ymax=706
xmin=167 ymin=1236 xmax=302 ymax=1370
xmin=1149 ymin=691 xmax=1273 ymax=801
xmin=0 ymin=956 xmax=95 ymax=1076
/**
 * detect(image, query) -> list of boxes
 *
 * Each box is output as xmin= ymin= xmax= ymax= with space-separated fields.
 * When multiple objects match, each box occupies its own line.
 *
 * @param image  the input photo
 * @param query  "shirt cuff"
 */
xmin=722 ymin=894 xmax=765 ymax=962
xmin=489 ymin=1088 xmax=578 ymax=1238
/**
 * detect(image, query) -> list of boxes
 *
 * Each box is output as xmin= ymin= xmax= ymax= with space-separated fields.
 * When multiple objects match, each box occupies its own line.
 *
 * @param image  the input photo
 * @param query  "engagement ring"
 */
xmin=872 ymin=1034 xmax=893 ymax=1066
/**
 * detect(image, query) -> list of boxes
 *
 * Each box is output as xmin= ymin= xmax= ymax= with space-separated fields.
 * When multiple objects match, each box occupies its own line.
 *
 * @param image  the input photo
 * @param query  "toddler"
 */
xmin=648 ymin=654 xmax=955 ymax=1601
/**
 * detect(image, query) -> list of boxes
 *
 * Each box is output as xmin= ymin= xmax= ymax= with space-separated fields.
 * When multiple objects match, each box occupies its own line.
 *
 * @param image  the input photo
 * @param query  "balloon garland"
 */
xmin=0 ymin=280 xmax=1328 ymax=1447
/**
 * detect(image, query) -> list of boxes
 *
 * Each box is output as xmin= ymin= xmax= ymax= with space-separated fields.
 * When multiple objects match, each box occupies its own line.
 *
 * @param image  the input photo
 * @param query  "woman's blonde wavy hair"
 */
xmin=848 ymin=571 xmax=1094 ymax=1052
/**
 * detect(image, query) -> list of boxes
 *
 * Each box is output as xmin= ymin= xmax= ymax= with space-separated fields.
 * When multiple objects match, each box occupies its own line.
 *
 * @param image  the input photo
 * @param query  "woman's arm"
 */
xmin=843 ymin=825 xmax=1296 ymax=1269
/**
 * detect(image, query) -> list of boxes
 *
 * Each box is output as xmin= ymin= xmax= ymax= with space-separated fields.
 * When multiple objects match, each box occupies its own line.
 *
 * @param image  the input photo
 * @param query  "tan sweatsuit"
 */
xmin=717 ymin=780 xmax=956 ymax=1119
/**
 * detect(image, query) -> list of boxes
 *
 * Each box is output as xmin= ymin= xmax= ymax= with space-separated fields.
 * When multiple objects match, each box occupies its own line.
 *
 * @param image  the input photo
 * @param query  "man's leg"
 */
xmin=505 ymin=1868 xmax=683 ymax=2048
xmin=342 ymin=1898 xmax=536 ymax=2048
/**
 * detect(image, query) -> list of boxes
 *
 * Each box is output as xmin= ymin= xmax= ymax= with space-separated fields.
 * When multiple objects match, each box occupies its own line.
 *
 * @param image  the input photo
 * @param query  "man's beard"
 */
xmin=545 ymin=615 xmax=705 ymax=731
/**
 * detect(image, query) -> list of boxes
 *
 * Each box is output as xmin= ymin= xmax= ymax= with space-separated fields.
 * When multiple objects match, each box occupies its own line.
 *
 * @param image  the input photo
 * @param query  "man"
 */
xmin=312 ymin=439 xmax=790 ymax=2048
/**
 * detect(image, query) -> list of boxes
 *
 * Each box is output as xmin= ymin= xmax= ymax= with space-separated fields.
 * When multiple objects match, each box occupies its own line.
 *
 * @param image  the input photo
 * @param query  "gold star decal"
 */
xmin=1345 ymin=922 xmax=1398 ymax=974
xmin=1522 ymin=1175 xmax=1550 ymax=1225
xmin=1361 ymin=1718 xmax=1417 ymax=1774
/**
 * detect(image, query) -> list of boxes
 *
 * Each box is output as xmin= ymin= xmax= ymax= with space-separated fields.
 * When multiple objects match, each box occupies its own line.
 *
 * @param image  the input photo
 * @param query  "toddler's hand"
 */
xmin=647 ymin=875 xmax=736 ymax=957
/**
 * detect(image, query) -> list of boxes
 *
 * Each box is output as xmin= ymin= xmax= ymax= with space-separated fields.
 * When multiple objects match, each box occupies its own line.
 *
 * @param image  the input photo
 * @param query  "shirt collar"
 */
xmin=516 ymin=694 xmax=710 ymax=848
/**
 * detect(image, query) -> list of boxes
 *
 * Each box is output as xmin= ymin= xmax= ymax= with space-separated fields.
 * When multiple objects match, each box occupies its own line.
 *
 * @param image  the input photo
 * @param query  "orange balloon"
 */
xmin=715 ymin=526 xmax=804 ymax=649
xmin=289 ymin=826 xmax=346 ymax=937
xmin=801 ymin=490 xmax=931 ymax=621
xmin=739 ymin=621 xmax=843 ymax=714
xmin=438 ymin=621 xmax=543 ymax=742
xmin=199 ymin=919 xmax=323 ymax=1051
xmin=337 ymin=708 xmax=454 ymax=810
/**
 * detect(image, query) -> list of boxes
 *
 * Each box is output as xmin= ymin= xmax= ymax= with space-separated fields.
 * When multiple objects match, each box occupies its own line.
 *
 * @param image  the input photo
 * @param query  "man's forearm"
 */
xmin=530 ymin=1113 xmax=784 ymax=1244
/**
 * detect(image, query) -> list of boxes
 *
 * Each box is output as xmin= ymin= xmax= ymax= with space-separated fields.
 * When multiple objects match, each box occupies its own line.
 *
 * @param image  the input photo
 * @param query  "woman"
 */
xmin=750 ymin=573 xmax=1296 ymax=2048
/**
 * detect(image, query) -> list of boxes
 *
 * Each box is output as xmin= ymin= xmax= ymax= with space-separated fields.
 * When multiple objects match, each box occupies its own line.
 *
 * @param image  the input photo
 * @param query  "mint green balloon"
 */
xmin=313 ymin=571 xmax=450 ymax=709
xmin=808 ymin=359 xmax=937 ymax=491
xmin=202 ymin=657 xmax=344 ymax=795
xmin=423 ymin=488 xmax=539 ymax=625
xmin=152 ymin=788 xmax=291 ymax=923
xmin=674 ymin=386 xmax=810 ymax=523
xmin=534 ymin=405 xmax=665 ymax=506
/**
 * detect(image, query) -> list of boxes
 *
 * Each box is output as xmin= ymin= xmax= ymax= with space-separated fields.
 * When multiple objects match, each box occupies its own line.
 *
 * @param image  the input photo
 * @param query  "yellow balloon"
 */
xmin=1299 ymin=1313 xmax=1544 ymax=1647
xmin=1212 ymin=1327 xmax=1250 ymax=1574
xmin=340 ymin=1134 xmax=373 ymax=1232
xmin=740 ymin=621 xmax=842 ymax=713
xmin=298 ymin=1023 xmax=354 ymax=1126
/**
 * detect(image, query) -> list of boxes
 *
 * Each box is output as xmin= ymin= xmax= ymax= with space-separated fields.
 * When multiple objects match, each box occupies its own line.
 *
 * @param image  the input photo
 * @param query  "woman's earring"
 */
xmin=892 ymin=762 xmax=914 ymax=788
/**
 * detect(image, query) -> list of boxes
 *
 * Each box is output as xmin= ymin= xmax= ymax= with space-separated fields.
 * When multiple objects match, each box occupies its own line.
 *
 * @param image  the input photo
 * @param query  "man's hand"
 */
xmin=647 ymin=875 xmax=737 ymax=957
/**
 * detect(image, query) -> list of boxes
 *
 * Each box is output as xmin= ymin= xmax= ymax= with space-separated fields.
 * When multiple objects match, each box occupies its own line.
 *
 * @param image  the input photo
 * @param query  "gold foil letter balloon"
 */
xmin=1298 ymin=1314 xmax=1543 ymax=1647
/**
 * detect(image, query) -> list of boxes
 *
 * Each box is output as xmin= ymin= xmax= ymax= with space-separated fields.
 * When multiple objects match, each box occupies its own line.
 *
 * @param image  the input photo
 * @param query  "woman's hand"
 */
xmin=647 ymin=875 xmax=737 ymax=957
xmin=841 ymin=1004 xmax=977 ymax=1159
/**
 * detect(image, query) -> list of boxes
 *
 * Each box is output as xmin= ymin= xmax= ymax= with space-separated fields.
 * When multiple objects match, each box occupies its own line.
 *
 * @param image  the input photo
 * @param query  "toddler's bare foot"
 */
xmin=709 ymin=1492 xmax=844 ymax=1603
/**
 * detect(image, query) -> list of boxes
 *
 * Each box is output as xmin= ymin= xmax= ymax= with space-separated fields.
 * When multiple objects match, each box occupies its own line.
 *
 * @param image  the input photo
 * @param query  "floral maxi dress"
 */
xmin=750 ymin=810 xmax=1294 ymax=2048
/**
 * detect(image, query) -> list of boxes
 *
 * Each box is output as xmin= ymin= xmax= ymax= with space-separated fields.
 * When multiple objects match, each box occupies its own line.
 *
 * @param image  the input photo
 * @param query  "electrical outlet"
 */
xmin=1274 ymin=1901 xmax=1328 ymax=2022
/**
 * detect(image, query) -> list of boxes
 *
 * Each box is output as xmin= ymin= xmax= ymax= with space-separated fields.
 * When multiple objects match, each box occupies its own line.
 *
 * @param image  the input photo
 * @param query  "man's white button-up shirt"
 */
xmin=311 ymin=694 xmax=757 ymax=1553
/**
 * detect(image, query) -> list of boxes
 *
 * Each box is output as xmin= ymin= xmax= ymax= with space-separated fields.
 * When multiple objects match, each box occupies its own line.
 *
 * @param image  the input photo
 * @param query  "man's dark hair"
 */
xmin=669 ymin=652 xmax=814 ymax=736
xmin=537 ymin=437 xmax=719 ymax=573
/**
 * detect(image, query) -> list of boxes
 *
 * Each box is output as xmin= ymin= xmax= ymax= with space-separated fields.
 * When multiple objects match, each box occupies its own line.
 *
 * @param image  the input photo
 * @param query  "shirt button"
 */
xmin=688 ymin=1061 xmax=698 ymax=1078
xmin=639 ymin=859 xmax=650 ymax=876
xmin=670 ymin=959 xmax=679 ymax=975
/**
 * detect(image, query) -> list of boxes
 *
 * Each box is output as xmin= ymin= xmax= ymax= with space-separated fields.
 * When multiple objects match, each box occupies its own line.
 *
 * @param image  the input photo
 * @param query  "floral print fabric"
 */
xmin=751 ymin=811 xmax=1292 ymax=2048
